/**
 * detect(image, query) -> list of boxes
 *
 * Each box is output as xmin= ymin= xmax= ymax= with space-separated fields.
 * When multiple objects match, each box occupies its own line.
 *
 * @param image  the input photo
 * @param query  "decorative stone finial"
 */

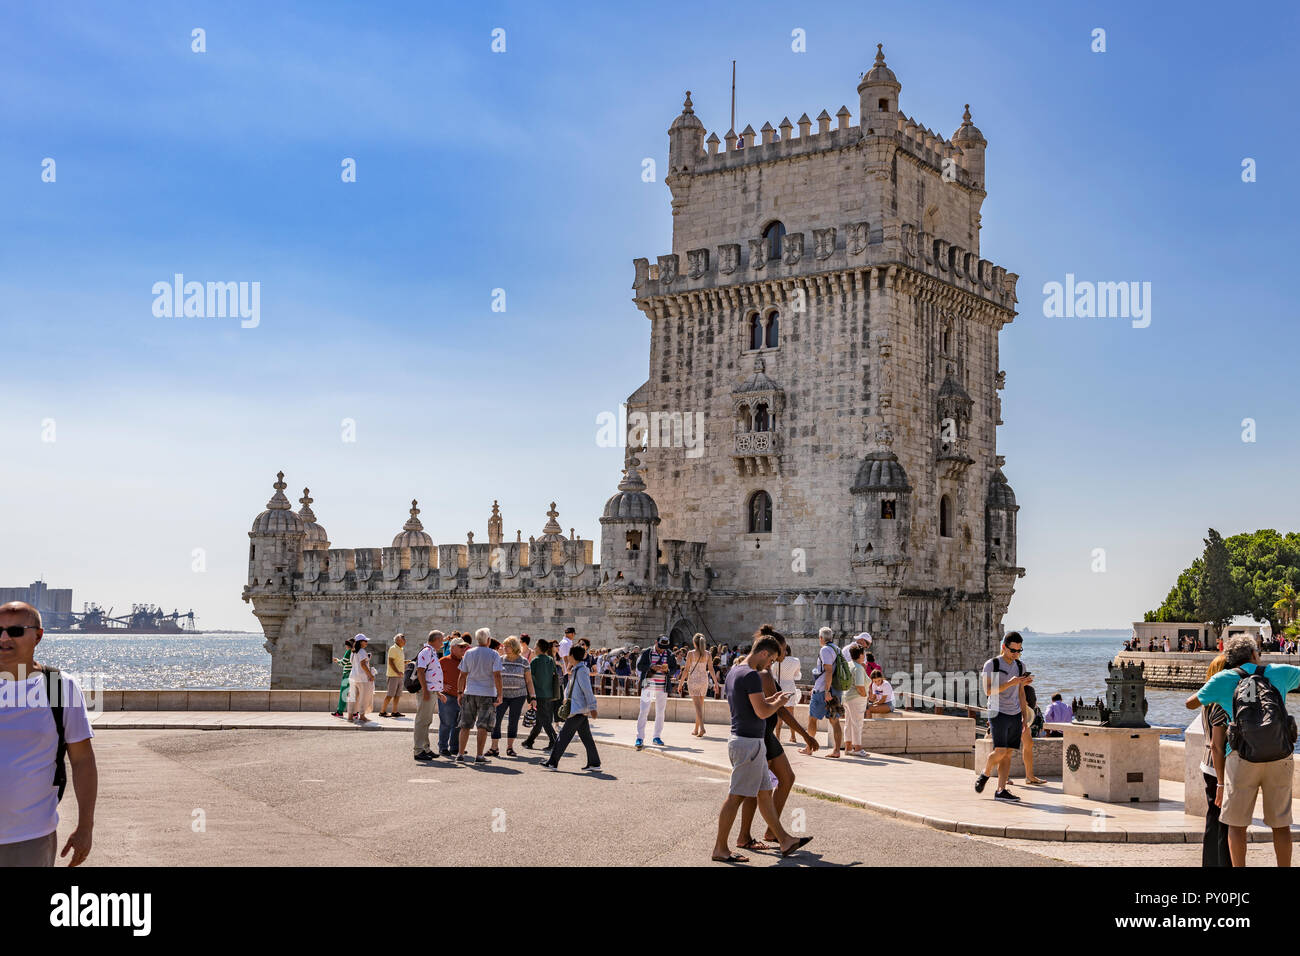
xmin=872 ymin=425 xmax=895 ymax=449
xmin=299 ymin=488 xmax=313 ymax=508
xmin=619 ymin=444 xmax=648 ymax=493
xmin=402 ymin=500 xmax=425 ymax=532
xmin=542 ymin=502 xmax=563 ymax=537
xmin=488 ymin=499 xmax=503 ymax=545
xmin=683 ymin=90 xmax=693 ymax=112
xmin=266 ymin=471 xmax=292 ymax=510
xmin=875 ymin=43 xmax=886 ymax=67
xmin=962 ymin=103 xmax=972 ymax=125
xmin=297 ymin=488 xmax=318 ymax=523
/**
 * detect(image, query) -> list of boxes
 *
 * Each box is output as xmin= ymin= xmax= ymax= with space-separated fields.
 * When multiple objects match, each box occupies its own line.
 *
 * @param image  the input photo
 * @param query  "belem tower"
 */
xmin=243 ymin=46 xmax=1025 ymax=689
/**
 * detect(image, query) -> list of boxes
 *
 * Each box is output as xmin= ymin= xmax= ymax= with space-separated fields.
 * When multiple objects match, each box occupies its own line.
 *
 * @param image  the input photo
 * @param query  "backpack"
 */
xmin=831 ymin=649 xmax=855 ymax=692
xmin=1227 ymin=666 xmax=1298 ymax=763
xmin=41 ymin=667 xmax=68 ymax=802
xmin=403 ymin=659 xmax=422 ymax=694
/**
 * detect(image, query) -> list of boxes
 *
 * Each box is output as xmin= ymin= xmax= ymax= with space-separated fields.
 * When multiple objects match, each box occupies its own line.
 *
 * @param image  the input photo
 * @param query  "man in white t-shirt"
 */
xmin=841 ymin=632 xmax=872 ymax=663
xmin=0 ymin=601 xmax=97 ymax=868
xmin=413 ymin=631 xmax=446 ymax=761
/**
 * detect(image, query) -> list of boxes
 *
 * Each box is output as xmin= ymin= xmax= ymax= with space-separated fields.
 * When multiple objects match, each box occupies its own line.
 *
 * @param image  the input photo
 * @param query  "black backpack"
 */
xmin=1228 ymin=665 xmax=1298 ymax=763
xmin=41 ymin=667 xmax=69 ymax=802
xmin=403 ymin=659 xmax=422 ymax=694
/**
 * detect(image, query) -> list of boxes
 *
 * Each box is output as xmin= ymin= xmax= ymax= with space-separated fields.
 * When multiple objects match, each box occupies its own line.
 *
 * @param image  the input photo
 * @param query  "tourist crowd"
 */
xmin=1124 ymin=633 xmax=1299 ymax=655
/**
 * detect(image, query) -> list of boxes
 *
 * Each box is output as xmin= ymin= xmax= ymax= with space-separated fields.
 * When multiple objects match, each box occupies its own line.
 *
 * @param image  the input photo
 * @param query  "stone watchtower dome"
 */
xmin=392 ymin=500 xmax=433 ymax=548
xmin=297 ymin=488 xmax=330 ymax=551
xmin=952 ymin=104 xmax=987 ymax=186
xmin=850 ymin=428 xmax=912 ymax=571
xmin=599 ymin=448 xmax=660 ymax=589
xmin=667 ymin=91 xmax=706 ymax=178
xmin=858 ymin=43 xmax=901 ymax=121
xmin=248 ymin=471 xmax=305 ymax=588
xmin=985 ymin=467 xmax=1019 ymax=569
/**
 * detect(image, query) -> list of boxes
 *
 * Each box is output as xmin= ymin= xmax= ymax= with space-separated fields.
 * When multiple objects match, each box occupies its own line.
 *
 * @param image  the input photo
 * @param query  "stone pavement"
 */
xmin=90 ymin=710 xmax=1293 ymax=844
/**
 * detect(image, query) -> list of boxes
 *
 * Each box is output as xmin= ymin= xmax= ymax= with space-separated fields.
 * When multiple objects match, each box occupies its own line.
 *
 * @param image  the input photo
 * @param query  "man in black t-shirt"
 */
xmin=711 ymin=635 xmax=814 ymax=863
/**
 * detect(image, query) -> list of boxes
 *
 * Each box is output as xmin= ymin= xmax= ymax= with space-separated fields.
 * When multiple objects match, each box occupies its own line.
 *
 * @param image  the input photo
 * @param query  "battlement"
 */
xmin=684 ymin=106 xmax=978 ymax=188
xmin=244 ymin=483 xmax=710 ymax=603
xmin=633 ymin=221 xmax=1018 ymax=312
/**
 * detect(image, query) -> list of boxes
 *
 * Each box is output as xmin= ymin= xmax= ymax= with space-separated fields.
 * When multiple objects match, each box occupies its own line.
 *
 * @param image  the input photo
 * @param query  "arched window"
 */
xmin=939 ymin=494 xmax=952 ymax=538
xmin=941 ymin=325 xmax=951 ymax=355
xmin=753 ymin=403 xmax=770 ymax=432
xmin=762 ymin=221 xmax=786 ymax=261
xmin=749 ymin=313 xmax=764 ymax=350
xmin=748 ymin=491 xmax=773 ymax=533
xmin=737 ymin=403 xmax=753 ymax=432
xmin=765 ymin=310 xmax=780 ymax=348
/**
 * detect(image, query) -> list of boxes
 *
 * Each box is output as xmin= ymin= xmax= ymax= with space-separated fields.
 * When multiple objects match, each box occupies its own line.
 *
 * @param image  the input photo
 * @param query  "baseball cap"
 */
xmin=657 ymin=635 xmax=670 ymax=647
xmin=449 ymin=637 xmax=468 ymax=648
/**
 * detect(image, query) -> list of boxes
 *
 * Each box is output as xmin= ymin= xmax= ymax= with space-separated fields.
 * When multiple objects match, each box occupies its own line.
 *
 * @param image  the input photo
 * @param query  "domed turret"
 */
xmin=247 ymin=471 xmax=305 ymax=588
xmin=297 ymin=488 xmax=330 ymax=551
xmin=850 ymin=428 xmax=912 ymax=569
xmin=952 ymin=104 xmax=986 ymax=184
xmin=667 ymin=91 xmax=706 ymax=176
xmin=858 ymin=44 xmax=901 ymax=119
xmin=986 ymin=468 xmax=1019 ymax=569
xmin=600 ymin=448 xmax=661 ymax=589
xmin=392 ymin=500 xmax=433 ymax=548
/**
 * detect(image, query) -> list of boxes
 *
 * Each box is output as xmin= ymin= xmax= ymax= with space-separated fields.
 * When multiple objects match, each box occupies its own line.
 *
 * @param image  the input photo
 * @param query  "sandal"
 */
xmin=487 ymin=749 xmax=500 ymax=757
xmin=711 ymin=853 xmax=750 ymax=864
xmin=737 ymin=838 xmax=773 ymax=851
xmin=506 ymin=749 xmax=518 ymax=757
xmin=780 ymin=836 xmax=814 ymax=858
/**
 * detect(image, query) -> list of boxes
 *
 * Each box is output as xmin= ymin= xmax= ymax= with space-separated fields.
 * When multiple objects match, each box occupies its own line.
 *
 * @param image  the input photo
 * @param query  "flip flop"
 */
xmin=737 ymin=838 xmax=773 ymax=851
xmin=780 ymin=836 xmax=814 ymax=857
xmin=711 ymin=853 xmax=750 ymax=864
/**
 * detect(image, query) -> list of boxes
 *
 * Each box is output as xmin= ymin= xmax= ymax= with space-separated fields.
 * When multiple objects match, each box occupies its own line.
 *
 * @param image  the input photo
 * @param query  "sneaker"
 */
xmin=994 ymin=788 xmax=1021 ymax=802
xmin=456 ymin=753 xmax=469 ymax=763
xmin=652 ymin=737 xmax=665 ymax=747
xmin=378 ymin=712 xmax=390 ymax=718
xmin=974 ymin=773 xmax=989 ymax=793
xmin=439 ymin=749 xmax=453 ymax=758
xmin=521 ymin=741 xmax=535 ymax=750
xmin=413 ymin=751 xmax=434 ymax=762
xmin=582 ymin=764 xmax=602 ymax=772
xmin=391 ymin=712 xmax=405 ymax=718
xmin=475 ymin=755 xmax=489 ymax=764
xmin=542 ymin=762 xmax=559 ymax=771
xmin=635 ymin=738 xmax=644 ymax=751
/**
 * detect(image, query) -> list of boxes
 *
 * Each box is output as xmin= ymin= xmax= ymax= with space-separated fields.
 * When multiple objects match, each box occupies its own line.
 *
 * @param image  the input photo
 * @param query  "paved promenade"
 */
xmin=90 ymin=709 xmax=1292 ymax=846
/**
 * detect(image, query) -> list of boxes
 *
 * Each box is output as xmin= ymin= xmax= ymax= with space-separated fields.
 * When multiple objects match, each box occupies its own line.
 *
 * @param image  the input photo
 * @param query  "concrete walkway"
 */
xmin=90 ymin=710 xmax=1292 ymax=844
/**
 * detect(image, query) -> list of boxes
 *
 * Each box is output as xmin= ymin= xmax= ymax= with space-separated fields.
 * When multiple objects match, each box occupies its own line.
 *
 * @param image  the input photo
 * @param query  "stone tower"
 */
xmin=628 ymin=46 xmax=1024 ymax=673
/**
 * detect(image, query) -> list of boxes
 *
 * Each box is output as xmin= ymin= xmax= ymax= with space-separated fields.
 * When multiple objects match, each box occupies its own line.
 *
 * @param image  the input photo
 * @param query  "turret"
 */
xmin=297 ymin=488 xmax=330 ymax=551
xmin=985 ymin=468 xmax=1019 ymax=569
xmin=849 ymin=427 xmax=912 ymax=569
xmin=952 ymin=103 xmax=987 ymax=186
xmin=667 ymin=91 xmax=705 ymax=177
xmin=248 ymin=471 xmax=305 ymax=588
xmin=599 ymin=447 xmax=660 ymax=589
xmin=858 ymin=43 xmax=901 ymax=129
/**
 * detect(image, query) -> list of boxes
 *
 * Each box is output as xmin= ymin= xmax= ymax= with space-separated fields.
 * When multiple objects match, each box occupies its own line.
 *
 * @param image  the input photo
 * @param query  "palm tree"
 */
xmin=1273 ymin=584 xmax=1300 ymax=629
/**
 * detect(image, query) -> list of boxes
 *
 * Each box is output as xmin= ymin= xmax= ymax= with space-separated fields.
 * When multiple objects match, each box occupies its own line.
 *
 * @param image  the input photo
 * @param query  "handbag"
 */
xmin=557 ymin=665 xmax=579 ymax=721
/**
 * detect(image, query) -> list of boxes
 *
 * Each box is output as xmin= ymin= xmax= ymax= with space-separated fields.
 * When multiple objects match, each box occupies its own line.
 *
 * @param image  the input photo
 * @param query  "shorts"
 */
xmin=385 ymin=675 xmax=403 ymax=697
xmin=764 ymin=731 xmax=784 ymax=762
xmin=873 ymin=702 xmax=894 ymax=713
xmin=458 ymin=694 xmax=497 ymax=730
xmin=0 ymin=830 xmax=57 ymax=867
xmin=989 ymin=711 xmax=1023 ymax=750
xmin=809 ymin=688 xmax=842 ymax=721
xmin=727 ymin=736 xmax=770 ymax=797
xmin=1221 ymin=752 xmax=1294 ymax=828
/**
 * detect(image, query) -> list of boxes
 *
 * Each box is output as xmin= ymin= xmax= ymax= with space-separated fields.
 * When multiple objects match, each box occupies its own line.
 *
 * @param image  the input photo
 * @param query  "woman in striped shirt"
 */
xmin=489 ymin=635 xmax=537 ymax=757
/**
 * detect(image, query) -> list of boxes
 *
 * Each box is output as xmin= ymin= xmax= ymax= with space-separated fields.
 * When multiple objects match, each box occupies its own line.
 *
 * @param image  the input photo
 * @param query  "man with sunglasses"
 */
xmin=0 ymin=601 xmax=97 ymax=866
xmin=975 ymin=631 xmax=1033 ymax=801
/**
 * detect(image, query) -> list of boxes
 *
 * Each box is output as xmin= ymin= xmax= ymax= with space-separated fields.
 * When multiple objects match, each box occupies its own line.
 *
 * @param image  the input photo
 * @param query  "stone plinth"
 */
xmin=1046 ymin=722 xmax=1180 ymax=803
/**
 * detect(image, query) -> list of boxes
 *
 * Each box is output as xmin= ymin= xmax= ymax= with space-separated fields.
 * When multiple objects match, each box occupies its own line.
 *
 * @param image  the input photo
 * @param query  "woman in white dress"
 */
xmin=773 ymin=646 xmax=802 ymax=743
xmin=677 ymin=633 xmax=717 ymax=737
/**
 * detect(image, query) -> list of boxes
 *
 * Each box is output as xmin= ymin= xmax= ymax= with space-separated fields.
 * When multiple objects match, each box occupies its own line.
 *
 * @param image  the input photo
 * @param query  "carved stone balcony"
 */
xmin=732 ymin=430 xmax=781 ymax=476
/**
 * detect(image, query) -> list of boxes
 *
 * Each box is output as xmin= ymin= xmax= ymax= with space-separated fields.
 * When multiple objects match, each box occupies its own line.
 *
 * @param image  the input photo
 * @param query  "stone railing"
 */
xmin=1113 ymin=651 xmax=1300 ymax=690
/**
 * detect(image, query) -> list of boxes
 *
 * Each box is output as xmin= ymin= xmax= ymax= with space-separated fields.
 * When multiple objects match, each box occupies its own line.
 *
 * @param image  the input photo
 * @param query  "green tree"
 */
xmin=1273 ymin=584 xmax=1300 ymax=628
xmin=1196 ymin=529 xmax=1238 ymax=637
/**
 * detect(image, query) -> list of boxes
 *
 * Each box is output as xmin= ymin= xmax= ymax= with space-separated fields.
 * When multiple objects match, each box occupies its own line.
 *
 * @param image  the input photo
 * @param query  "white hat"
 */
xmin=855 ymin=632 xmax=873 ymax=645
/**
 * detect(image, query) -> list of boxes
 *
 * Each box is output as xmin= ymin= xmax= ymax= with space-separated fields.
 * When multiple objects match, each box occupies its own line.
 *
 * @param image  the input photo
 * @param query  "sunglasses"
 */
xmin=1 ymin=625 xmax=39 ymax=638
xmin=1006 ymin=646 xmax=1022 ymax=653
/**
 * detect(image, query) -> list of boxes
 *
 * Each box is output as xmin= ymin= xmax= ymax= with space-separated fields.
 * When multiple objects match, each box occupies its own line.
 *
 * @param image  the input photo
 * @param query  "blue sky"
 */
xmin=2 ymin=0 xmax=1297 ymax=631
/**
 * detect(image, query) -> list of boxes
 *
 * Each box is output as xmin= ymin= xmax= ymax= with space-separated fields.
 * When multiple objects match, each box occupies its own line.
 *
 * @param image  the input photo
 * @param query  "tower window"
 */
xmin=625 ymin=530 xmax=642 ymax=552
xmin=941 ymin=325 xmax=951 ymax=355
xmin=765 ymin=310 xmax=780 ymax=347
xmin=762 ymin=221 xmax=786 ymax=261
xmin=939 ymin=495 xmax=952 ymax=538
xmin=753 ymin=403 xmax=770 ymax=432
xmin=880 ymin=499 xmax=896 ymax=519
xmin=749 ymin=313 xmax=764 ymax=350
xmin=748 ymin=491 xmax=773 ymax=534
xmin=878 ymin=98 xmax=888 ymax=111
